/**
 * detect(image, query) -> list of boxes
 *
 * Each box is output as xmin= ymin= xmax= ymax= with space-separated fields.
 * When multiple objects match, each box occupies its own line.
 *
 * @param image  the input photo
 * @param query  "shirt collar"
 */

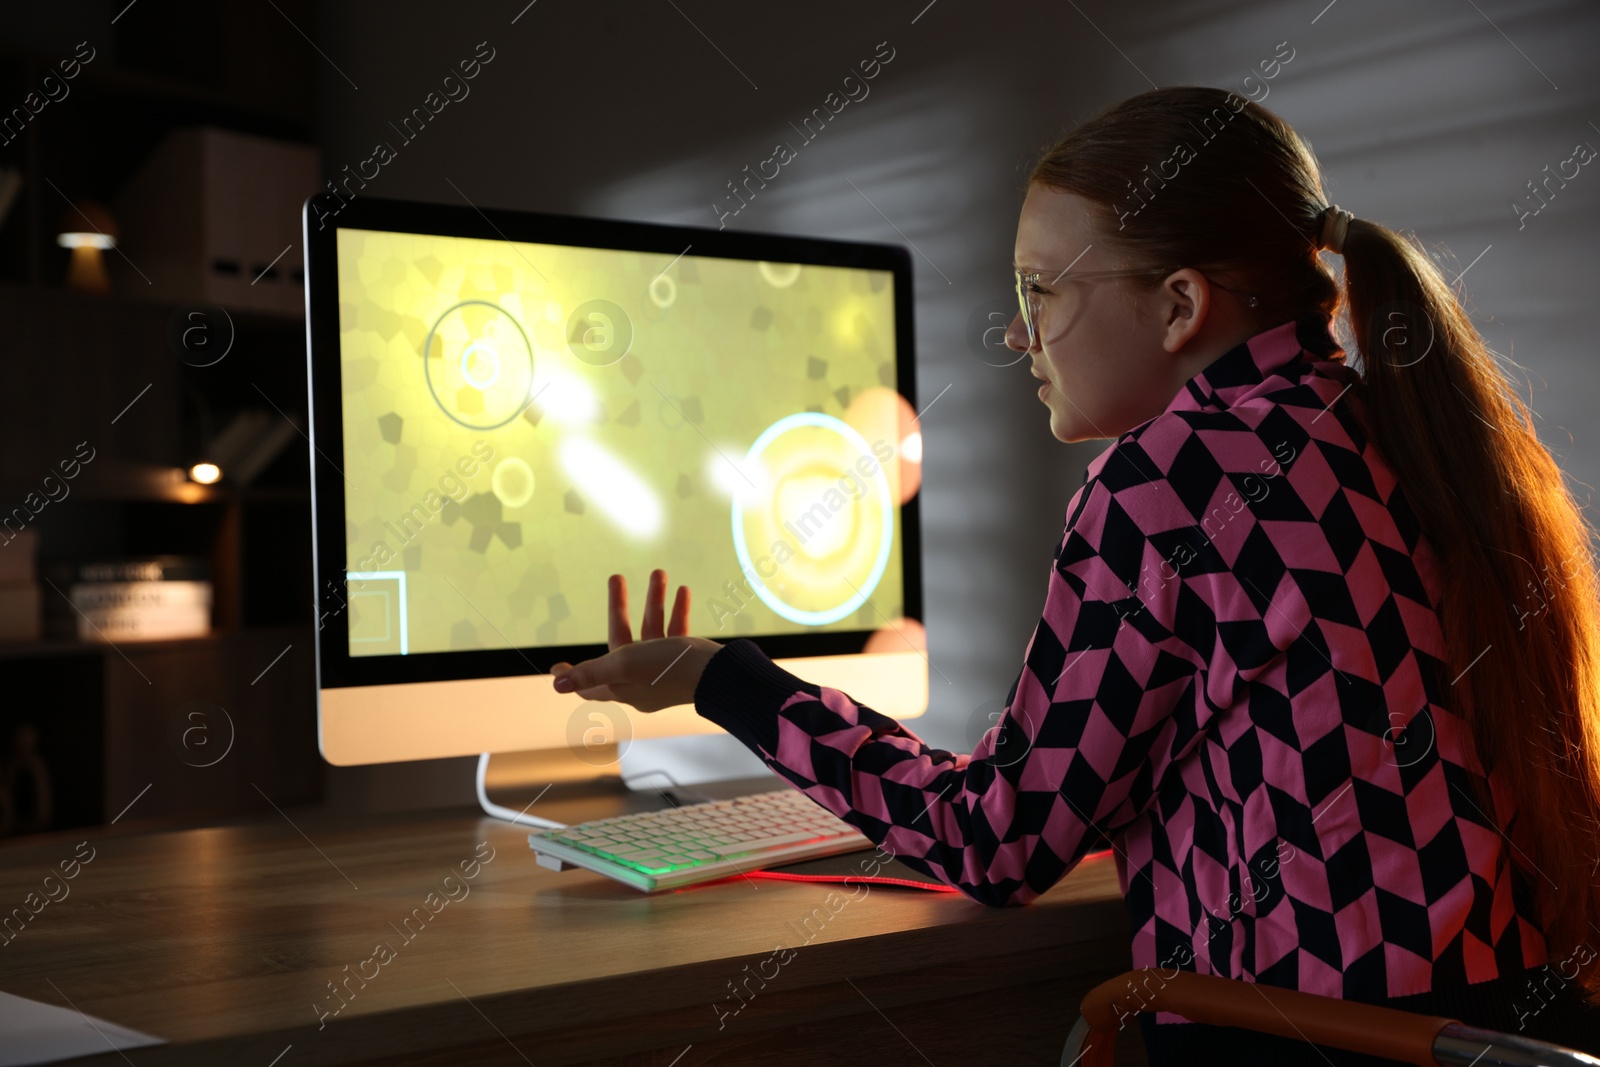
xmin=1172 ymin=312 xmax=1343 ymax=414
xmin=1083 ymin=313 xmax=1345 ymax=480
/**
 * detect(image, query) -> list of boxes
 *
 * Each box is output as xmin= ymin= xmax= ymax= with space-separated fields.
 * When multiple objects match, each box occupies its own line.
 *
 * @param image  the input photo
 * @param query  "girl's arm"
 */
xmin=693 ymin=454 xmax=1224 ymax=906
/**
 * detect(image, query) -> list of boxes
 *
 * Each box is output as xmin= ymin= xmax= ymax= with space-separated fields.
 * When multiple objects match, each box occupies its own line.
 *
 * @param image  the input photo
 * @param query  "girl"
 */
xmin=550 ymin=86 xmax=1600 ymax=1063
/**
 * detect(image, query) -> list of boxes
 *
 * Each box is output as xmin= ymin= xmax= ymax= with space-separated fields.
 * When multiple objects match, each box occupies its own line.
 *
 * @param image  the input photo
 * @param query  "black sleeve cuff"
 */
xmin=692 ymin=638 xmax=819 ymax=758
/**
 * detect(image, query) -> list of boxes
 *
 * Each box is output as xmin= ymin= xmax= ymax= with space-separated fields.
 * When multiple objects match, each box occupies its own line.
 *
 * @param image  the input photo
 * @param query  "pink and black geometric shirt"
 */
xmin=692 ymin=314 xmax=1590 ymax=1048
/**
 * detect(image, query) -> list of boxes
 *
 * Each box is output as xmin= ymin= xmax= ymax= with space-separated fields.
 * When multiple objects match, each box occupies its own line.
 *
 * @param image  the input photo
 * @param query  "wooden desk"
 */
xmin=0 ymin=786 xmax=1139 ymax=1066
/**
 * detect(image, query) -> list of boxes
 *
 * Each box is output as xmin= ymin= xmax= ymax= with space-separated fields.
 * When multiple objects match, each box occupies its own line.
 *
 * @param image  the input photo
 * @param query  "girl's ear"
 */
xmin=1159 ymin=270 xmax=1208 ymax=355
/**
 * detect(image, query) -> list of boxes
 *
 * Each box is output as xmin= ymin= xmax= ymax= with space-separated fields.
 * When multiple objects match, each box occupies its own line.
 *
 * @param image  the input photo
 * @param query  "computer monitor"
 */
xmin=303 ymin=194 xmax=927 ymax=773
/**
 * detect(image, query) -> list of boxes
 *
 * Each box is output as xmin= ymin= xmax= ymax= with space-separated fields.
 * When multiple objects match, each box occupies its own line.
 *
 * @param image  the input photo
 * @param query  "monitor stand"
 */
xmin=617 ymin=733 xmax=774 ymax=793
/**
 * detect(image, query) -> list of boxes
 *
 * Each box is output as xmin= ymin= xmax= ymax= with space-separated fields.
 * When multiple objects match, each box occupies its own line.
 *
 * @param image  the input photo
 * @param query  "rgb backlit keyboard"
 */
xmin=529 ymin=788 xmax=873 ymax=892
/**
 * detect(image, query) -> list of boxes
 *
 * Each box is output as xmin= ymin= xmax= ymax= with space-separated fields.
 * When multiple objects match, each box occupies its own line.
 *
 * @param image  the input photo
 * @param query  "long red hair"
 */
xmin=1031 ymin=86 xmax=1600 ymax=997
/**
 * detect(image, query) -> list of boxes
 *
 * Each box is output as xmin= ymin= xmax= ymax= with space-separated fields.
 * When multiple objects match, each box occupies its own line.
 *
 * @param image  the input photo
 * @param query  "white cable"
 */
xmin=474 ymin=752 xmax=566 ymax=830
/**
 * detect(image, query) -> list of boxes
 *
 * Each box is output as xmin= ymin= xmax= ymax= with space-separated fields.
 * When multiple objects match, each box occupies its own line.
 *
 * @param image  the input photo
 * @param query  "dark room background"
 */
xmin=1 ymin=0 xmax=1596 ymax=828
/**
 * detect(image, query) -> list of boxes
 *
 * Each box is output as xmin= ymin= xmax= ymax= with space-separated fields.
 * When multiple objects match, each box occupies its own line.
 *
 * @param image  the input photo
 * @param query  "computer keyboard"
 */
xmin=529 ymin=788 xmax=874 ymax=892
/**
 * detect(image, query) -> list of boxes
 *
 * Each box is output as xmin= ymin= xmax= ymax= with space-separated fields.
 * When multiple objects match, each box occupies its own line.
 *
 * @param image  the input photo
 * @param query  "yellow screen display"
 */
xmin=334 ymin=227 xmax=912 ymax=657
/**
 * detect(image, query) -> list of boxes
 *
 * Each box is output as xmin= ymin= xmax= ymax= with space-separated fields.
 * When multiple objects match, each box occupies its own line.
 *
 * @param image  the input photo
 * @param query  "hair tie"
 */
xmin=1317 ymin=204 xmax=1354 ymax=255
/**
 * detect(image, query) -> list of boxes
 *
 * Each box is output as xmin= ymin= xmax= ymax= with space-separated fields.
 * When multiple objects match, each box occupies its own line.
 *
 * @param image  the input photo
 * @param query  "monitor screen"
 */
xmin=315 ymin=201 xmax=920 ymax=675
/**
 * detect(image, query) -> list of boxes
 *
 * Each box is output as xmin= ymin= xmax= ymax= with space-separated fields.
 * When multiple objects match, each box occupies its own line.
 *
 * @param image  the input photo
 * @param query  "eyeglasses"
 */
xmin=1014 ymin=266 xmax=1261 ymax=349
xmin=1014 ymin=266 xmax=1174 ymax=349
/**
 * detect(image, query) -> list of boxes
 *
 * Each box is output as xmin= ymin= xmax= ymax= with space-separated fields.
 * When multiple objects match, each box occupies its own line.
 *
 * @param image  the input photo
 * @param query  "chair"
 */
xmin=1061 ymin=968 xmax=1600 ymax=1066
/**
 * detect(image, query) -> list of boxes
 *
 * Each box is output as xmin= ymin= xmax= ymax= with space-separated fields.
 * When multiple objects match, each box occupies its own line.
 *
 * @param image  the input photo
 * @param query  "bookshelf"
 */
xmin=0 ymin=2 xmax=323 ymax=838
xmin=0 ymin=279 xmax=323 ymax=835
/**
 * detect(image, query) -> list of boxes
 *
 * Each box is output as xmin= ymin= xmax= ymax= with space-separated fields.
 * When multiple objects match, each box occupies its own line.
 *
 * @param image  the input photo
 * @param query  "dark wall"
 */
xmin=310 ymin=0 xmax=1600 ymax=769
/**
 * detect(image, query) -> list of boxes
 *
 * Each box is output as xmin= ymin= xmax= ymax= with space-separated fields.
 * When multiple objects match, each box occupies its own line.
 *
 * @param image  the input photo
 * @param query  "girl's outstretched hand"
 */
xmin=548 ymin=569 xmax=723 ymax=714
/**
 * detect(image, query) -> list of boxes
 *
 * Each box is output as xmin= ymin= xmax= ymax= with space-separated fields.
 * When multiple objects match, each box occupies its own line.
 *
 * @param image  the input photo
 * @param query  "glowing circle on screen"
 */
xmin=460 ymin=341 xmax=501 ymax=389
xmin=422 ymin=300 xmax=534 ymax=430
xmin=648 ymin=273 xmax=677 ymax=308
xmin=758 ymin=262 xmax=802 ymax=289
xmin=730 ymin=412 xmax=894 ymax=626
xmin=492 ymin=457 xmax=536 ymax=508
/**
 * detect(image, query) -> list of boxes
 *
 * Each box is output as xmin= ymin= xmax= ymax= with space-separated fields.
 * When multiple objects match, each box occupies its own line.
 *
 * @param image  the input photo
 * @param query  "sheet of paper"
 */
xmin=0 ymin=990 xmax=165 ymax=1066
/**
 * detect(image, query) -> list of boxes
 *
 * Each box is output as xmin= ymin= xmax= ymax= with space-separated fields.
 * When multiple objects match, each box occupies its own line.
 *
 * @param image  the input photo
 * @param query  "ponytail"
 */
xmin=1344 ymin=219 xmax=1600 ymax=994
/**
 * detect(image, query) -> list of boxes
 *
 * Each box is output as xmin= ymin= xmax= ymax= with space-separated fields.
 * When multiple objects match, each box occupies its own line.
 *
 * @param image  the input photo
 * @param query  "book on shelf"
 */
xmin=74 ymin=605 xmax=210 ymax=643
xmin=70 ymin=581 xmax=211 ymax=612
xmin=49 ymin=557 xmax=210 ymax=584
xmin=41 ymin=556 xmax=213 ymax=643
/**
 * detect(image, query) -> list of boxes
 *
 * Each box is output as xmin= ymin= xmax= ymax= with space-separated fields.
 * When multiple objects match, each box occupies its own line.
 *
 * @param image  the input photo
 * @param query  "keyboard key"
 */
xmin=724 ymin=831 xmax=818 ymax=854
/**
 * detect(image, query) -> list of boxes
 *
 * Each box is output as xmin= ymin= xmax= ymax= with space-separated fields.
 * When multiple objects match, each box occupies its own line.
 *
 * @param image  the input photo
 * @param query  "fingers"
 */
xmin=552 ymin=650 xmax=616 ymax=694
xmin=551 ymin=660 xmax=610 ymax=699
xmin=605 ymin=569 xmax=691 ymax=649
xmin=668 ymin=583 xmax=691 ymax=637
xmin=641 ymin=568 xmax=666 ymax=641
xmin=607 ymin=573 xmax=632 ymax=650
